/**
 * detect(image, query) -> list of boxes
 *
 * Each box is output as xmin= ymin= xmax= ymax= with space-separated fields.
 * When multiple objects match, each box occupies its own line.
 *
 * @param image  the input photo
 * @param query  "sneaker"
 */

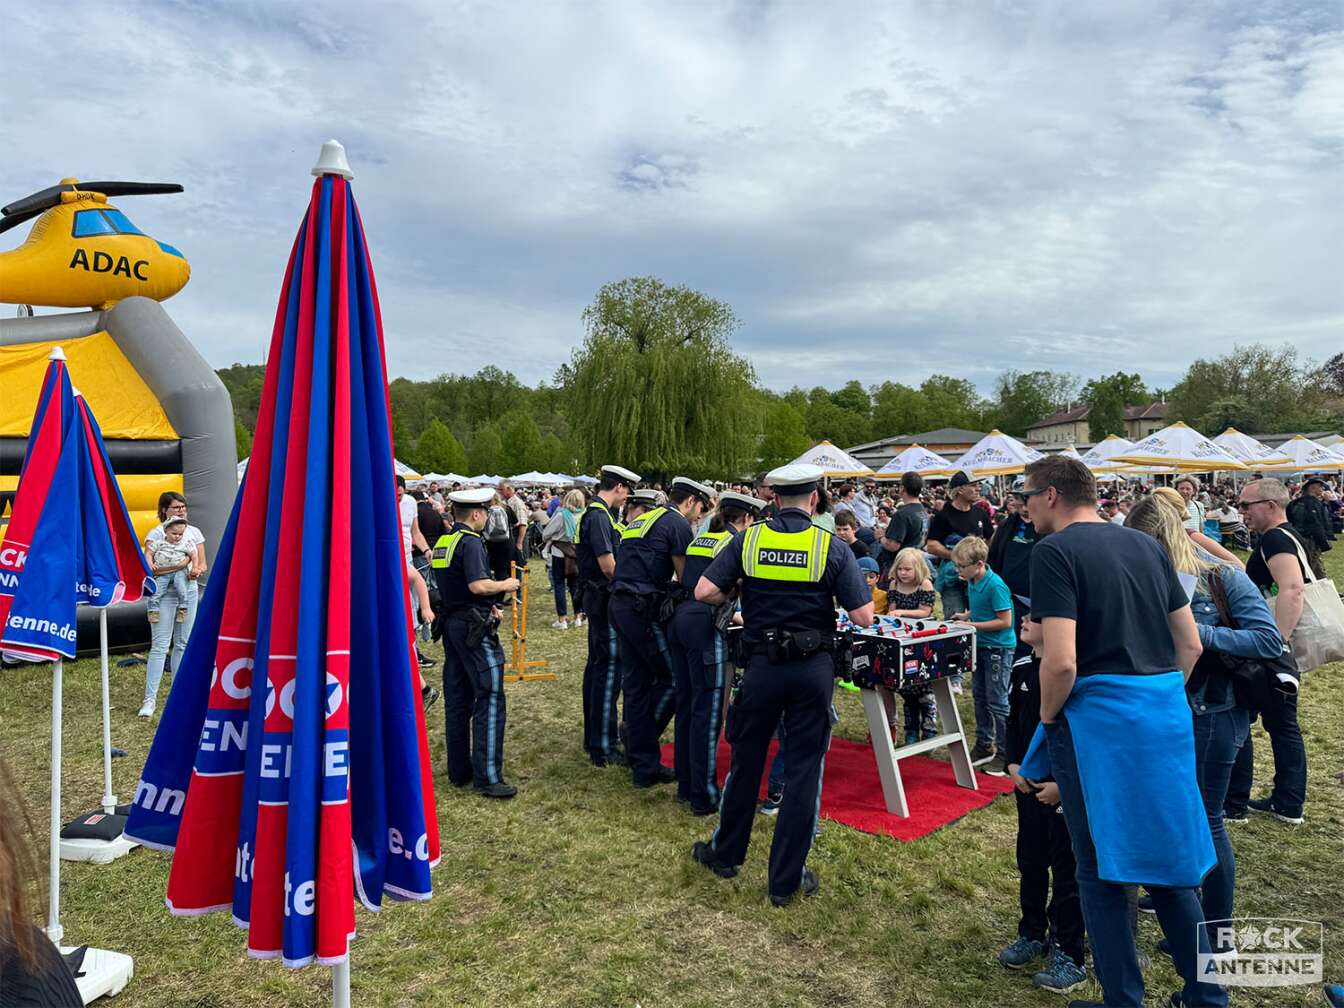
xmin=997 ymin=935 xmax=1047 ymax=970
xmin=1136 ymin=949 xmax=1152 ymax=973
xmin=759 ymin=791 xmax=783 ymax=816
xmin=1247 ymin=796 xmax=1304 ymax=825
xmin=982 ymin=755 xmax=1010 ymax=777
xmin=950 ymin=682 xmax=964 ymax=694
xmin=137 ymin=698 xmax=155 ymax=718
xmin=1032 ymin=949 xmax=1087 ymax=992
xmin=551 ymin=619 xmax=569 ymax=630
xmin=1223 ymin=806 xmax=1250 ymax=824
xmin=903 ymin=730 xmax=919 ymax=746
xmin=769 ymin=867 xmax=819 ymax=907
xmin=1323 ymin=983 xmax=1344 ymax=1008
xmin=421 ymin=685 xmax=440 ymax=710
xmin=575 ymin=614 xmax=587 ymax=626
xmin=474 ymin=781 xmax=518 ymax=799
xmin=1138 ymin=891 xmax=1156 ymax=913
xmin=691 ymin=840 xmax=737 ymax=879
xmin=969 ymin=741 xmax=996 ymax=766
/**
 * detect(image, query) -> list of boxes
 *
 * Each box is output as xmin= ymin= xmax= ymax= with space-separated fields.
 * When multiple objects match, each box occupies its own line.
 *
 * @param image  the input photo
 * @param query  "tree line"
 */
xmin=216 ymin=277 xmax=1344 ymax=477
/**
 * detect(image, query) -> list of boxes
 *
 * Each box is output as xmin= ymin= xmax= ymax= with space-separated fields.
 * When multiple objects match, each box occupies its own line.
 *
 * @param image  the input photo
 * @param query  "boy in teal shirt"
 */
xmin=951 ymin=535 xmax=1015 ymax=776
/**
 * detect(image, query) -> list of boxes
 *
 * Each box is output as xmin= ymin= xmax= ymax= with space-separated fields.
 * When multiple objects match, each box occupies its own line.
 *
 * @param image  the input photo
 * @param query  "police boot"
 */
xmin=474 ymin=781 xmax=518 ymax=799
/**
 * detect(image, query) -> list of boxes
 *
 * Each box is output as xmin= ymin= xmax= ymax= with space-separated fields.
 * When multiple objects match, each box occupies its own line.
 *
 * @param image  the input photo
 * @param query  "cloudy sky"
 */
xmin=3 ymin=1 xmax=1341 ymax=393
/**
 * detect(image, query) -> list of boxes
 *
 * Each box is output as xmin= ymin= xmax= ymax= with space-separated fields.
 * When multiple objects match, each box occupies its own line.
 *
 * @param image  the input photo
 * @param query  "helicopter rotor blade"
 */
xmin=77 ymin=182 xmax=184 ymax=199
xmin=1 ymin=181 xmax=183 ymax=222
xmin=0 ymin=206 xmax=47 ymax=235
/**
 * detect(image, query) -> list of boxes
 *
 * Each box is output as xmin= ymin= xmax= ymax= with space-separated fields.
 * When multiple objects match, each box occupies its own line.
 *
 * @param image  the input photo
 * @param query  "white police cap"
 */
xmin=718 ymin=490 xmax=766 ymax=514
xmin=449 ymin=487 xmax=495 ymax=507
xmin=629 ymin=488 xmax=661 ymax=506
xmin=670 ymin=476 xmax=715 ymax=502
xmin=764 ymin=463 xmax=824 ymax=494
xmin=601 ymin=464 xmax=641 ymax=485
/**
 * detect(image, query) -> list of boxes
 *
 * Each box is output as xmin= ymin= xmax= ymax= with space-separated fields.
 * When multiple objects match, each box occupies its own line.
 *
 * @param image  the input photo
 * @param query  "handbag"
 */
xmin=1208 ymin=569 xmax=1300 ymax=711
xmin=1265 ymin=527 xmax=1344 ymax=673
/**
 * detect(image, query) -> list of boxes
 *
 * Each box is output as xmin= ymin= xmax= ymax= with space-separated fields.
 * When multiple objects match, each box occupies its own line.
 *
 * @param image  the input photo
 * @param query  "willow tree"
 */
xmin=567 ymin=277 xmax=759 ymax=479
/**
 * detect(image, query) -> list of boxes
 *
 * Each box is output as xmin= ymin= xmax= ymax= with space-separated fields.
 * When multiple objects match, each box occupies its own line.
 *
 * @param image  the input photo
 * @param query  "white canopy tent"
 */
xmin=873 ymin=444 xmax=957 ymax=478
xmin=1111 ymin=422 xmax=1247 ymax=473
xmin=786 ymin=440 xmax=874 ymax=479
xmin=1257 ymin=435 xmax=1344 ymax=473
xmin=955 ymin=430 xmax=1044 ymax=479
xmin=1211 ymin=428 xmax=1292 ymax=467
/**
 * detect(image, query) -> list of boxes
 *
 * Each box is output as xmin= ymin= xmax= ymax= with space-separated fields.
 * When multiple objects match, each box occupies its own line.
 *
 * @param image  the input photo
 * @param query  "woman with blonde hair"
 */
xmin=1152 ymin=486 xmax=1243 ymax=569
xmin=541 ymin=489 xmax=587 ymax=629
xmin=1124 ymin=495 xmax=1283 ymax=950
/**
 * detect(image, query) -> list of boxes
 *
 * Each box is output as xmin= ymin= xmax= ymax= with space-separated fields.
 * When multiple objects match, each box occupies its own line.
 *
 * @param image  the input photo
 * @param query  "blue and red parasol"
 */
xmin=126 ymin=141 xmax=439 ymax=981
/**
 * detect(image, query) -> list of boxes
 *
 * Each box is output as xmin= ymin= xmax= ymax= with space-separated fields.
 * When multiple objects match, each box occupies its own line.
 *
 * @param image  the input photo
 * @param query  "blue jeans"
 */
xmin=548 ymin=555 xmax=580 ymax=618
xmin=145 ymin=580 xmax=199 ymax=701
xmin=1192 ymin=706 xmax=1248 ymax=949
xmin=1225 ymin=688 xmax=1306 ymax=818
xmin=1046 ymin=716 xmax=1227 ymax=1007
xmin=973 ymin=646 xmax=1012 ymax=752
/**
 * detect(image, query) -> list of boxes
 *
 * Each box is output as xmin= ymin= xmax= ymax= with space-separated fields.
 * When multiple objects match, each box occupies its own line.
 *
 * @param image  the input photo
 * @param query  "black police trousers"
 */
xmin=668 ymin=601 xmax=727 ymax=813
xmin=1015 ymin=789 xmax=1085 ymax=967
xmin=707 ymin=651 xmax=832 ymax=900
xmin=581 ymin=584 xmax=622 ymax=762
xmin=609 ymin=593 xmax=677 ymax=785
xmin=442 ymin=614 xmax=508 ymax=787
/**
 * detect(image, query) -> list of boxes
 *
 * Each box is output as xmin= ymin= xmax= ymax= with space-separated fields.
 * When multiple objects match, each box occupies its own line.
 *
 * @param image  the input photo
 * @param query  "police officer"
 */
xmin=431 ymin=488 xmax=523 ymax=798
xmin=669 ymin=490 xmax=764 ymax=815
xmin=576 ymin=464 xmax=640 ymax=767
xmin=609 ymin=476 xmax=715 ymax=788
xmin=689 ymin=463 xmax=872 ymax=905
xmin=623 ymin=487 xmax=661 ymax=526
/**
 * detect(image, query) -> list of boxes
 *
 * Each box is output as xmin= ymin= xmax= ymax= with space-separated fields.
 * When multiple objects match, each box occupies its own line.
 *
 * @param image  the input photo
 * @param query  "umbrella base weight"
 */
xmin=60 ymin=833 xmax=138 ymax=864
xmin=64 ymin=945 xmax=134 ymax=1003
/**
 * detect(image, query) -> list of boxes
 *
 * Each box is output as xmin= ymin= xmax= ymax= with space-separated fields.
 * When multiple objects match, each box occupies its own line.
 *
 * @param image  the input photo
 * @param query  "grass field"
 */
xmin=3 ymin=551 xmax=1342 ymax=1007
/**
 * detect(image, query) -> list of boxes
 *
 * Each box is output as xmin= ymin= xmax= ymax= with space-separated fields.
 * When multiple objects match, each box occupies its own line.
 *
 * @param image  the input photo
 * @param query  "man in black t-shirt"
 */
xmin=1227 ymin=477 xmax=1307 ymax=825
xmin=1021 ymin=455 xmax=1223 ymax=1008
xmin=987 ymin=495 xmax=1038 ymax=635
xmin=881 ymin=471 xmax=928 ymax=556
xmin=925 ymin=471 xmax=993 ymax=621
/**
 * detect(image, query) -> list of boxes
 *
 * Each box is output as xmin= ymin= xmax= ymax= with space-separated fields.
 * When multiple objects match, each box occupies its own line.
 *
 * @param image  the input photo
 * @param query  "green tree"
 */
xmin=1168 ymin=345 xmax=1328 ymax=434
xmin=805 ymin=399 xmax=870 ymax=448
xmin=831 ymin=380 xmax=871 ymax=421
xmin=233 ymin=414 xmax=252 ymax=462
xmin=466 ymin=423 xmax=504 ymax=475
xmin=870 ymin=381 xmax=926 ymax=437
xmin=1197 ymin=398 xmax=1259 ymax=435
xmin=918 ymin=375 xmax=985 ymax=431
xmin=565 ymin=276 xmax=759 ymax=479
xmin=537 ymin=432 xmax=573 ymax=474
xmin=992 ymin=370 xmax=1078 ymax=438
xmin=497 ymin=410 xmax=545 ymax=477
xmin=757 ymin=397 xmax=811 ymax=470
xmin=413 ymin=418 xmax=467 ymax=475
xmin=1081 ymin=371 xmax=1149 ymax=442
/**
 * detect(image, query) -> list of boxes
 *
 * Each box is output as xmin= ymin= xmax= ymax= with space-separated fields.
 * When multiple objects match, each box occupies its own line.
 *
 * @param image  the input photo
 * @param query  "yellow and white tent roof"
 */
xmin=786 ymin=440 xmax=873 ymax=478
xmin=874 ymin=444 xmax=957 ymax=478
xmin=955 ymin=430 xmax=1044 ymax=478
xmin=1079 ymin=434 xmax=1135 ymax=472
xmin=1112 ymin=422 xmax=1247 ymax=472
xmin=1257 ymin=435 xmax=1343 ymax=472
xmin=1211 ymin=428 xmax=1292 ymax=466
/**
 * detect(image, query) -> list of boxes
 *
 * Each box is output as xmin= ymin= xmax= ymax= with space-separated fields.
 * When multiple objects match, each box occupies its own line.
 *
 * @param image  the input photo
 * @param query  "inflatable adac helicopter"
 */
xmin=0 ymin=177 xmax=235 ymax=653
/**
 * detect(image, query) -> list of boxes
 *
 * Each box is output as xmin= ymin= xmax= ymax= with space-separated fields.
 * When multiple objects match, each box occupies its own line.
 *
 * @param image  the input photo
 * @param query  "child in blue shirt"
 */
xmin=950 ymin=535 xmax=1015 ymax=776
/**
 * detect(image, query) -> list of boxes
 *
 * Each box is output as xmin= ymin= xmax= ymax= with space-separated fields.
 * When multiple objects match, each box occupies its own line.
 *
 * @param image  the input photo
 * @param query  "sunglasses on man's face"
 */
xmin=1014 ymin=486 xmax=1050 ymax=501
xmin=1236 ymin=499 xmax=1271 ymax=511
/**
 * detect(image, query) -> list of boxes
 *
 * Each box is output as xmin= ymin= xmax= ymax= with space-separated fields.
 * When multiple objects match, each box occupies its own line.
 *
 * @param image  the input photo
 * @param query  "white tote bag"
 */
xmin=1268 ymin=528 xmax=1344 ymax=673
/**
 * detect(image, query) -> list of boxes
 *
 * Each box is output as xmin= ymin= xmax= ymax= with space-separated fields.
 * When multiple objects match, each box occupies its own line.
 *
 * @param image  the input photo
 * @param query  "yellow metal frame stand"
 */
xmin=505 ymin=560 xmax=554 ymax=683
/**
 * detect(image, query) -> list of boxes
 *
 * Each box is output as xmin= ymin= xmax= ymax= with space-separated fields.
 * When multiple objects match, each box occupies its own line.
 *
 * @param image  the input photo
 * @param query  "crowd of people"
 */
xmin=115 ymin=461 xmax=1342 ymax=1006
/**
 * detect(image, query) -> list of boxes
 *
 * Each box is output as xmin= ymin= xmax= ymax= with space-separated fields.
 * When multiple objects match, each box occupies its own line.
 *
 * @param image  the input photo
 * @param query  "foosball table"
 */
xmin=837 ymin=613 xmax=979 ymax=818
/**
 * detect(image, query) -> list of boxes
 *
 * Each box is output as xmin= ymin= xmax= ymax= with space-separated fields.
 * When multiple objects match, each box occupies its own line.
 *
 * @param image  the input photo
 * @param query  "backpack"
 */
xmin=484 ymin=505 xmax=511 ymax=543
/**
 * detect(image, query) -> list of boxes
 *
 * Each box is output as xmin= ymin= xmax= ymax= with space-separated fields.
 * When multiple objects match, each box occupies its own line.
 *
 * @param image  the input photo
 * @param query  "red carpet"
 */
xmin=661 ymin=736 xmax=1015 ymax=842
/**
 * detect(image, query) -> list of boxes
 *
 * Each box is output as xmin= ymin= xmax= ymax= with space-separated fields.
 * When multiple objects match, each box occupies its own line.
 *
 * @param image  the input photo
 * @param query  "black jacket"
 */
xmin=1287 ymin=495 xmax=1332 ymax=551
xmin=1004 ymin=650 xmax=1048 ymax=777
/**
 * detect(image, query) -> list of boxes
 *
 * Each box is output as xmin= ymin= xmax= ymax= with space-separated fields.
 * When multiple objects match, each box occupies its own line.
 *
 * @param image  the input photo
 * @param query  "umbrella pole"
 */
xmin=332 ymin=959 xmax=351 ymax=1008
xmin=46 ymin=657 xmax=64 ymax=945
xmin=99 ymin=608 xmax=116 ymax=814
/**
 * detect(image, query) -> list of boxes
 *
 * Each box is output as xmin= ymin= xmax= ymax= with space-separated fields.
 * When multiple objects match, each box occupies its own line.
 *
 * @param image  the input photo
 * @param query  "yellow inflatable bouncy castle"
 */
xmin=0 ymin=180 xmax=234 ymax=653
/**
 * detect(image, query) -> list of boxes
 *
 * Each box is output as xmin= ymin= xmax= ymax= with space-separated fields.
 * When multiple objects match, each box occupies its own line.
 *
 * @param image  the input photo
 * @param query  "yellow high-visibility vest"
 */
xmin=740 ymin=523 xmax=830 ymax=583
